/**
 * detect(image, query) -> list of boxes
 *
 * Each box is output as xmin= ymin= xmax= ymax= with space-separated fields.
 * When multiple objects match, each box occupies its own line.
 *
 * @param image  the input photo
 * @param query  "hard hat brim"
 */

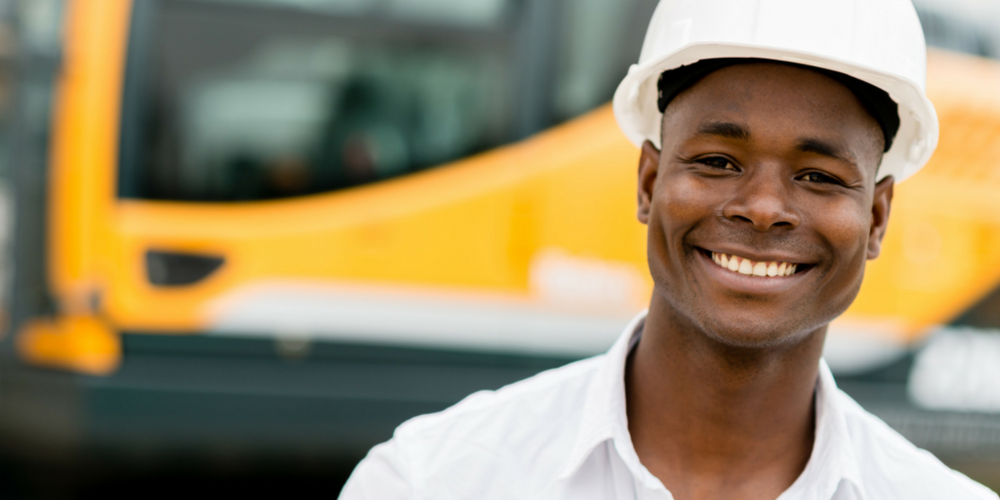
xmin=613 ymin=42 xmax=939 ymax=183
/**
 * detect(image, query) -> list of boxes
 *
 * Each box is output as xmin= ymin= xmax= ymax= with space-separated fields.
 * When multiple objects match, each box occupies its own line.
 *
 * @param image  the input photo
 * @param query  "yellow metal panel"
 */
xmin=17 ymin=315 xmax=120 ymax=375
xmin=106 ymin=106 xmax=648 ymax=330
xmin=842 ymin=50 xmax=1000 ymax=340
xmin=48 ymin=0 xmax=131 ymax=314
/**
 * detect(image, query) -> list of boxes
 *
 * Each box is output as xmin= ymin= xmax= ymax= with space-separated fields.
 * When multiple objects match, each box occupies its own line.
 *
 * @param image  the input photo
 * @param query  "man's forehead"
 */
xmin=661 ymin=61 xmax=890 ymax=155
xmin=661 ymin=62 xmax=884 ymax=171
xmin=664 ymin=65 xmax=871 ymax=141
xmin=670 ymin=62 xmax=856 ymax=111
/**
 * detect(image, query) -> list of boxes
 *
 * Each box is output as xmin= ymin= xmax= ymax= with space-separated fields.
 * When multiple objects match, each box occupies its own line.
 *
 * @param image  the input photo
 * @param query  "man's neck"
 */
xmin=625 ymin=297 xmax=825 ymax=500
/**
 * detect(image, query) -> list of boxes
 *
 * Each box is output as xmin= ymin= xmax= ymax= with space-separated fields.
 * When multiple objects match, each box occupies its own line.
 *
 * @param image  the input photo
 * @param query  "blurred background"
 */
xmin=0 ymin=0 xmax=999 ymax=497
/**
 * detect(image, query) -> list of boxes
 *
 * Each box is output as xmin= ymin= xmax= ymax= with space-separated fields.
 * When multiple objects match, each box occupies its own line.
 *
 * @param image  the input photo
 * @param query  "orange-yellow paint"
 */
xmin=22 ymin=0 xmax=1000 ymax=375
xmin=107 ymin=108 xmax=648 ymax=330
xmin=47 ymin=0 xmax=131 ymax=313
xmin=20 ymin=0 xmax=132 ymax=374
xmin=844 ymin=50 xmax=1000 ymax=338
xmin=17 ymin=315 xmax=120 ymax=375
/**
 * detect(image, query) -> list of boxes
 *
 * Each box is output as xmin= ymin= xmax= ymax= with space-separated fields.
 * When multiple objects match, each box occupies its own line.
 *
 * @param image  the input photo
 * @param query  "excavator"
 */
xmin=2 ymin=0 xmax=1000 ymax=482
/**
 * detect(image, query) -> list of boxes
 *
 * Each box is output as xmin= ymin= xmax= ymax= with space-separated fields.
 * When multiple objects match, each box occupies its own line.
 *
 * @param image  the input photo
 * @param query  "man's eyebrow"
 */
xmin=796 ymin=138 xmax=858 ymax=167
xmin=695 ymin=121 xmax=752 ymax=141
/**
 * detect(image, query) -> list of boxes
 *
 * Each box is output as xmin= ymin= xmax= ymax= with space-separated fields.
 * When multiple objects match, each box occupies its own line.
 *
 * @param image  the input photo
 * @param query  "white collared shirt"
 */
xmin=340 ymin=312 xmax=998 ymax=500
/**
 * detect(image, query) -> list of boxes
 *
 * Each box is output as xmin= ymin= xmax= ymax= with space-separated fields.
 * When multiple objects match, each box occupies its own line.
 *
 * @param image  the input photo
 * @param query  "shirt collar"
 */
xmin=558 ymin=310 xmax=646 ymax=481
xmin=559 ymin=310 xmax=868 ymax=499
xmin=790 ymin=360 xmax=867 ymax=500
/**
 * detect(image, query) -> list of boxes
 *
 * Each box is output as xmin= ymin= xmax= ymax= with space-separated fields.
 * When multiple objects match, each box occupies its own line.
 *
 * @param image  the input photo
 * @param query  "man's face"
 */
xmin=637 ymin=62 xmax=894 ymax=348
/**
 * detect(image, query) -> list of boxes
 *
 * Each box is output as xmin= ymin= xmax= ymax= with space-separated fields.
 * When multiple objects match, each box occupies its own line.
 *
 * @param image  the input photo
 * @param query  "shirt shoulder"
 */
xmin=396 ymin=354 xmax=601 ymax=439
xmin=340 ymin=355 xmax=605 ymax=500
xmin=835 ymin=389 xmax=998 ymax=500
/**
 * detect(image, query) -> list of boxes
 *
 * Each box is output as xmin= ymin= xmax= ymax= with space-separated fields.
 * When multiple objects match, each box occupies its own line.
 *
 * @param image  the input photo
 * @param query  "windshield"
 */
xmin=212 ymin=0 xmax=510 ymax=27
xmin=118 ymin=0 xmax=516 ymax=201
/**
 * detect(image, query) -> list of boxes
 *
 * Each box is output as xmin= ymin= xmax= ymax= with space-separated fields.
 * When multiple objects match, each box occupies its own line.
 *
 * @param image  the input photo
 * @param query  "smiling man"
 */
xmin=341 ymin=1 xmax=998 ymax=499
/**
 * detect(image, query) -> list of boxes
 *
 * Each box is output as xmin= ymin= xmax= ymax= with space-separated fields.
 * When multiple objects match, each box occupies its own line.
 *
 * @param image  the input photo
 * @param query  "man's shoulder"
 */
xmin=350 ymin=354 xmax=603 ymax=497
xmin=396 ymin=353 xmax=602 ymax=443
xmin=835 ymin=389 xmax=998 ymax=499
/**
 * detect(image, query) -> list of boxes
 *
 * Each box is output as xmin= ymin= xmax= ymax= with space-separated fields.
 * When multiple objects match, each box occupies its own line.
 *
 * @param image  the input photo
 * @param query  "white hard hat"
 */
xmin=613 ymin=0 xmax=938 ymax=183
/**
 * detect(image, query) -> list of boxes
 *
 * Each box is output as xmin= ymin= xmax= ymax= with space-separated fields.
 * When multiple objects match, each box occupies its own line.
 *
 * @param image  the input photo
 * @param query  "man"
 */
xmin=341 ymin=1 xmax=998 ymax=498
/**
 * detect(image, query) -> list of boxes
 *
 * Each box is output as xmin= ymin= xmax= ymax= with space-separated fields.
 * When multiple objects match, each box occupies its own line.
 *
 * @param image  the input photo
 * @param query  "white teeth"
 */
xmin=710 ymin=252 xmax=800 ymax=278
xmin=728 ymin=256 xmax=739 ymax=272
xmin=752 ymin=262 xmax=767 ymax=277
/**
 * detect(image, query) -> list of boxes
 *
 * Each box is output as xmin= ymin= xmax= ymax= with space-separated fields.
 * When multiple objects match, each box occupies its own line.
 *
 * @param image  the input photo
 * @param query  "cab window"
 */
xmin=118 ymin=0 xmax=516 ymax=201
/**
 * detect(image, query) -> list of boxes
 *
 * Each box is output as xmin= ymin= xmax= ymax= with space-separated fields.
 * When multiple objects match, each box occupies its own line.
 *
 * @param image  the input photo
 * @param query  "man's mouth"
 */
xmin=708 ymin=251 xmax=802 ymax=277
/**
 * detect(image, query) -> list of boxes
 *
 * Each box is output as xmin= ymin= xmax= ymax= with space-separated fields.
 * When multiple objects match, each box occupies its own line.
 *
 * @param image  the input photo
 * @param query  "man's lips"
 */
xmin=694 ymin=247 xmax=815 ymax=293
xmin=703 ymin=249 xmax=806 ymax=277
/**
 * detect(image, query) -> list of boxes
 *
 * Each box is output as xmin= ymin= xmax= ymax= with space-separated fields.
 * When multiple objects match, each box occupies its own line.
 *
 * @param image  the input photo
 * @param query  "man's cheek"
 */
xmin=829 ymin=211 xmax=873 ymax=258
xmin=658 ymin=186 xmax=707 ymax=222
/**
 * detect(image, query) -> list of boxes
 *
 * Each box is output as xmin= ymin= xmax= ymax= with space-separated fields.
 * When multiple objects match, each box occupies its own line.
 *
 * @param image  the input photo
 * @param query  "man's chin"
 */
xmin=695 ymin=314 xmax=823 ymax=350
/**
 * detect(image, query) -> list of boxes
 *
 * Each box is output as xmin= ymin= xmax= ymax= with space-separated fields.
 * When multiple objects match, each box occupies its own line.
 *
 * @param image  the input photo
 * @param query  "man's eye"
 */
xmin=800 ymin=171 xmax=841 ymax=184
xmin=698 ymin=157 xmax=736 ymax=170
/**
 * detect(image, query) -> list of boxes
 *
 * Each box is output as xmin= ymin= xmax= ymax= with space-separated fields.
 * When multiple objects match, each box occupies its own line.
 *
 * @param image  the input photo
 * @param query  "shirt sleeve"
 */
xmin=339 ymin=438 xmax=415 ymax=500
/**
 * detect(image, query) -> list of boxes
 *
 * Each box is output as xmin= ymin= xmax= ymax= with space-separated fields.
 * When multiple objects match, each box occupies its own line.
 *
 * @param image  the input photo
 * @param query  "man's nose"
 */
xmin=721 ymin=168 xmax=801 ymax=231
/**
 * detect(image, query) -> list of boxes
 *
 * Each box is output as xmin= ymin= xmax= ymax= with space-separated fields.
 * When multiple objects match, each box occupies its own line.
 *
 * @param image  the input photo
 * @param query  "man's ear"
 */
xmin=867 ymin=175 xmax=895 ymax=260
xmin=637 ymin=140 xmax=661 ymax=225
